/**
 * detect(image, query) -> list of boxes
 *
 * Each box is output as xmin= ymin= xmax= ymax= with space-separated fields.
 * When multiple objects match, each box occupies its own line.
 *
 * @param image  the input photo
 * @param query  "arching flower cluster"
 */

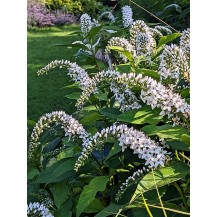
xmin=74 ymin=124 xmax=170 ymax=172
xmin=75 ymin=70 xmax=190 ymax=121
xmin=110 ymin=82 xmax=142 ymax=112
xmin=130 ymin=20 xmax=154 ymax=47
xmin=153 ymin=25 xmax=172 ymax=37
xmin=105 ymin=20 xmax=160 ymax=62
xmin=80 ymin=13 xmax=93 ymax=36
xmin=99 ymin=11 xmax=116 ymax=22
xmin=158 ymin=44 xmax=190 ymax=85
xmin=27 ymin=202 xmax=54 ymax=217
xmin=36 ymin=191 xmax=54 ymax=209
xmin=135 ymin=32 xmax=156 ymax=57
xmin=180 ymin=28 xmax=190 ymax=58
xmin=37 ymin=59 xmax=91 ymax=88
xmin=105 ymin=37 xmax=136 ymax=63
xmin=115 ymin=167 xmax=146 ymax=201
xmin=140 ymin=76 xmax=190 ymax=118
xmin=28 ymin=111 xmax=89 ymax=160
xmin=121 ymin=5 xmax=133 ymax=28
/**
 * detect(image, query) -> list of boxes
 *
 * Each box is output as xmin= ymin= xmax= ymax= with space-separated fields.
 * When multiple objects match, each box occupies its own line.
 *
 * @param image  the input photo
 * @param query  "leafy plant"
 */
xmin=28 ymin=4 xmax=190 ymax=217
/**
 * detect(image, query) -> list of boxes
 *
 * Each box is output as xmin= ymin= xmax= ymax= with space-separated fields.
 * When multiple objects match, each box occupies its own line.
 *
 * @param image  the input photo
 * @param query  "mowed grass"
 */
xmin=27 ymin=25 xmax=80 ymax=121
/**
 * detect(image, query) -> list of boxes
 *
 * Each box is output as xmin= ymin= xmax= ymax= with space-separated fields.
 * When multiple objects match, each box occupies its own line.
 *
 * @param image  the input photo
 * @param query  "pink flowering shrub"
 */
xmin=27 ymin=0 xmax=77 ymax=27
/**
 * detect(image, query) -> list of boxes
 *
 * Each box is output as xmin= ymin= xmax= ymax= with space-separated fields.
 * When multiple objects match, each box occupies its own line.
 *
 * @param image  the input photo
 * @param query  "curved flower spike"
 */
xmin=28 ymin=111 xmax=89 ymax=160
xmin=37 ymin=60 xmax=91 ymax=88
xmin=74 ymin=124 xmax=169 ymax=171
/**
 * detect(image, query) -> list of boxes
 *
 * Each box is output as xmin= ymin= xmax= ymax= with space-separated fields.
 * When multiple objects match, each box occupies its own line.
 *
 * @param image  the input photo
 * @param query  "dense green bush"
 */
xmin=119 ymin=0 xmax=190 ymax=30
xmin=44 ymin=0 xmax=111 ymax=17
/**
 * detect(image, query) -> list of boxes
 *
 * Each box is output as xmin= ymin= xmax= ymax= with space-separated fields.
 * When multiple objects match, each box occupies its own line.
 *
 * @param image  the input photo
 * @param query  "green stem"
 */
xmin=173 ymin=182 xmax=189 ymax=211
xmin=152 ymin=169 xmax=168 ymax=217
xmin=141 ymin=194 xmax=154 ymax=217
xmin=175 ymin=150 xmax=181 ymax=161
xmin=146 ymin=203 xmax=190 ymax=216
xmin=179 ymin=152 xmax=190 ymax=162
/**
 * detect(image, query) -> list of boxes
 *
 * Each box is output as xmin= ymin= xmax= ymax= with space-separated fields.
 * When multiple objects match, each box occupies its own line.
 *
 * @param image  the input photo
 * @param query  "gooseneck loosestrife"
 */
xmin=29 ymin=5 xmax=190 ymax=214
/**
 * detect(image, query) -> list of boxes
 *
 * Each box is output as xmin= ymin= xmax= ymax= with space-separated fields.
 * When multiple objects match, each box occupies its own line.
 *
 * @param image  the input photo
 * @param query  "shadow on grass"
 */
xmin=28 ymin=26 xmax=81 ymax=121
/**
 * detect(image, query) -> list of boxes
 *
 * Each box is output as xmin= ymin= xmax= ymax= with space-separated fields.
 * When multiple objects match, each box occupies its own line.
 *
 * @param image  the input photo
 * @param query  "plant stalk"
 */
xmin=173 ymin=182 xmax=189 ymax=211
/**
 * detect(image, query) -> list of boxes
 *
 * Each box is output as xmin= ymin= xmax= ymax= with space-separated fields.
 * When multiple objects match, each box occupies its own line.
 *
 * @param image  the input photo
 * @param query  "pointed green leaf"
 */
xmin=105 ymin=143 xmax=122 ymax=161
xmin=115 ymin=63 xmax=132 ymax=73
xmin=166 ymin=141 xmax=189 ymax=151
xmin=108 ymin=46 xmax=133 ymax=62
xmin=141 ymin=124 xmax=189 ymax=140
xmin=84 ymin=198 xmax=105 ymax=213
xmin=95 ymin=203 xmax=124 ymax=217
xmin=181 ymin=134 xmax=190 ymax=146
xmin=27 ymin=166 xmax=39 ymax=180
xmin=117 ymin=106 xmax=163 ymax=125
xmin=157 ymin=33 xmax=182 ymax=48
xmin=65 ymin=92 xmax=81 ymax=100
xmin=36 ymin=158 xmax=76 ymax=183
xmin=87 ymin=25 xmax=103 ymax=40
xmin=53 ymin=180 xmax=70 ymax=209
xmin=100 ymin=107 xmax=121 ymax=120
xmin=42 ymin=137 xmax=62 ymax=154
xmin=76 ymin=176 xmax=108 ymax=217
xmin=79 ymin=112 xmax=102 ymax=125
xmin=131 ymin=161 xmax=190 ymax=202
xmin=137 ymin=69 xmax=160 ymax=81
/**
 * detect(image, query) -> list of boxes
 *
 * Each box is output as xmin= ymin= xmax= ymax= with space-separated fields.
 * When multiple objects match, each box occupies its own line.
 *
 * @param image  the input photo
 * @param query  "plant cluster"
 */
xmin=27 ymin=0 xmax=77 ymax=27
xmin=120 ymin=0 xmax=190 ymax=31
xmin=28 ymin=5 xmax=190 ymax=217
xmin=44 ymin=0 xmax=111 ymax=17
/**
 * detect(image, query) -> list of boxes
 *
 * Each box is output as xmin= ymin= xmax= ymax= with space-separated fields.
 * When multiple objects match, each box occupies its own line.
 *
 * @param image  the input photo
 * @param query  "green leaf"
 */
xmin=166 ymin=141 xmax=190 ymax=151
xmin=115 ymin=63 xmax=132 ymax=73
xmin=95 ymin=203 xmax=124 ymax=217
xmin=96 ymin=93 xmax=108 ymax=101
xmin=84 ymin=198 xmax=105 ymax=213
xmin=181 ymin=134 xmax=190 ymax=146
xmin=108 ymin=46 xmax=133 ymax=62
xmin=117 ymin=105 xmax=163 ymax=125
xmin=105 ymin=143 xmax=122 ymax=161
xmin=65 ymin=92 xmax=81 ymax=100
xmin=141 ymin=124 xmax=189 ymax=140
xmin=131 ymin=161 xmax=190 ymax=202
xmin=180 ymin=88 xmax=190 ymax=98
xmin=62 ymin=83 xmax=81 ymax=90
xmin=42 ymin=137 xmax=62 ymax=154
xmin=87 ymin=25 xmax=103 ymax=41
xmin=36 ymin=158 xmax=76 ymax=183
xmin=157 ymin=33 xmax=181 ymax=48
xmin=55 ymin=197 xmax=73 ymax=217
xmin=82 ymin=105 xmax=97 ymax=112
xmin=27 ymin=166 xmax=39 ymax=180
xmin=53 ymin=180 xmax=70 ymax=209
xmin=137 ymin=69 xmax=160 ymax=81
xmin=100 ymin=107 xmax=121 ymax=120
xmin=76 ymin=176 xmax=108 ymax=217
xmin=79 ymin=112 xmax=102 ymax=125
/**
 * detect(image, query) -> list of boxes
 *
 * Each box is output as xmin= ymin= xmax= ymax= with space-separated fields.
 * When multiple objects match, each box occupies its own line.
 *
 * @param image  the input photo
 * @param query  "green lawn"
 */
xmin=27 ymin=25 xmax=80 ymax=121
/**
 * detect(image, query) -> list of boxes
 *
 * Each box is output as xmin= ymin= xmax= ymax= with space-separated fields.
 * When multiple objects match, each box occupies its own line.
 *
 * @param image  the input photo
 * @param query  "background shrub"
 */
xmin=118 ymin=0 xmax=190 ymax=30
xmin=27 ymin=0 xmax=77 ymax=27
xmin=44 ymin=0 xmax=112 ymax=17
